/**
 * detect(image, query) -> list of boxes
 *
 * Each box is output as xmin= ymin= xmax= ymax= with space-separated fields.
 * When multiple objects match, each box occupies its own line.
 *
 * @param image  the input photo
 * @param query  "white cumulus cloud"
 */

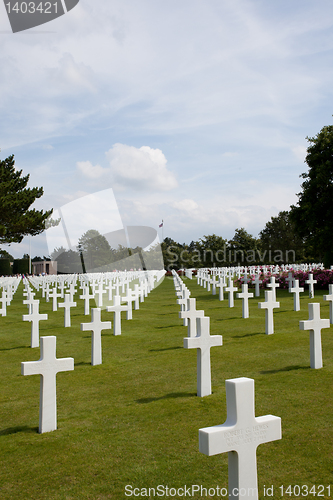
xmin=105 ymin=143 xmax=178 ymax=191
xmin=76 ymin=161 xmax=107 ymax=179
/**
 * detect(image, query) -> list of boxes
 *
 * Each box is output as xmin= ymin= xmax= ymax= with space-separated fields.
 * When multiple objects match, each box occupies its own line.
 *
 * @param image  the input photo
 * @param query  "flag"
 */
xmin=159 ymin=221 xmax=163 ymax=228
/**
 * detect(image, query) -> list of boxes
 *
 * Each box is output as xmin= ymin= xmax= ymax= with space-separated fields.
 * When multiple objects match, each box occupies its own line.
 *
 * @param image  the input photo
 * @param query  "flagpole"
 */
xmin=162 ymin=219 xmax=164 ymax=242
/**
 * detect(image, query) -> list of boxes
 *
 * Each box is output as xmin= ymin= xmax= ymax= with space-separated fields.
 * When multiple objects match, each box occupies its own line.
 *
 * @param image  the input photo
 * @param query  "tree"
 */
xmin=290 ymin=124 xmax=333 ymax=267
xmin=259 ymin=211 xmax=305 ymax=263
xmin=228 ymin=228 xmax=259 ymax=264
xmin=197 ymin=234 xmax=228 ymax=267
xmin=0 ymin=154 xmax=53 ymax=244
xmin=77 ymin=229 xmax=114 ymax=271
xmin=0 ymin=249 xmax=14 ymax=260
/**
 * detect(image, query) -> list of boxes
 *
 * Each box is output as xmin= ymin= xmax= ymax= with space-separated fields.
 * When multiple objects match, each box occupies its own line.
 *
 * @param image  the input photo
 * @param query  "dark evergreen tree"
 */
xmin=0 ymin=154 xmax=53 ymax=244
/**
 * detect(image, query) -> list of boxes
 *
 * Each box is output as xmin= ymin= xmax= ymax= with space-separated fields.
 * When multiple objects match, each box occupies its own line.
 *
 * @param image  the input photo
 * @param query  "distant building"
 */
xmin=32 ymin=260 xmax=57 ymax=275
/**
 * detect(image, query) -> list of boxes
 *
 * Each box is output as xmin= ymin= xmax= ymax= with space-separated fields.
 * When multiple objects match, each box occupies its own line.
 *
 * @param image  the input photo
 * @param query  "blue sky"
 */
xmin=1 ymin=0 xmax=333 ymax=258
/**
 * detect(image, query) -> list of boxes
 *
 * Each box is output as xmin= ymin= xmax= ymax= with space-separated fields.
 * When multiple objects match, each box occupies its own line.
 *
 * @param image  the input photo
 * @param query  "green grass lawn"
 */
xmin=0 ymin=276 xmax=332 ymax=499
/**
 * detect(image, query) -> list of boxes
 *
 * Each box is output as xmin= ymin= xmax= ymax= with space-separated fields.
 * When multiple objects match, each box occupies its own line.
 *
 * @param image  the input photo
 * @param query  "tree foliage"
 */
xmin=259 ymin=211 xmax=305 ymax=262
xmin=290 ymin=124 xmax=333 ymax=266
xmin=0 ymin=154 xmax=53 ymax=244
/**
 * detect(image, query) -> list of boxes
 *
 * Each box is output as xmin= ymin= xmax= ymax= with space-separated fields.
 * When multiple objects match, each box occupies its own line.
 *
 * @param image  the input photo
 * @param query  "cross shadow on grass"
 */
xmin=137 ymin=392 xmax=197 ymax=404
xmin=261 ymin=365 xmax=310 ymax=374
xmin=149 ymin=346 xmax=182 ymax=352
xmin=74 ymin=361 xmax=91 ymax=366
xmin=156 ymin=324 xmax=179 ymax=329
xmin=0 ymin=425 xmax=39 ymax=436
xmin=232 ymin=332 xmax=263 ymax=338
xmin=0 ymin=345 xmax=28 ymax=351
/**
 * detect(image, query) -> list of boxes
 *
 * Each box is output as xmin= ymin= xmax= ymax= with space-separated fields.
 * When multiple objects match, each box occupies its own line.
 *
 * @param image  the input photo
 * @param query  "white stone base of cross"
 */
xmin=199 ymin=377 xmax=281 ymax=500
xmin=299 ymin=303 xmax=330 ymax=369
xmin=21 ymin=336 xmax=74 ymax=433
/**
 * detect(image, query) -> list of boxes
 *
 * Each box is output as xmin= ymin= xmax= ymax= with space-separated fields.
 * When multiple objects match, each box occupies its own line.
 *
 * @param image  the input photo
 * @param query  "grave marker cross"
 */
xmin=80 ymin=286 xmax=95 ymax=316
xmin=184 ymin=316 xmax=222 ymax=397
xmin=179 ymin=298 xmax=205 ymax=337
xmin=225 ymin=278 xmax=238 ymax=308
xmin=199 ymin=377 xmax=282 ymax=500
xmin=106 ymin=295 xmax=128 ymax=335
xmin=290 ymin=280 xmax=304 ymax=312
xmin=21 ymin=336 xmax=74 ymax=433
xmin=258 ymin=290 xmax=280 ymax=335
xmin=299 ymin=303 xmax=330 ymax=369
xmin=236 ymin=284 xmax=254 ymax=319
xmin=22 ymin=300 xmax=48 ymax=348
xmin=58 ymin=294 xmax=77 ymax=327
xmin=305 ymin=273 xmax=317 ymax=299
xmin=267 ymin=276 xmax=279 ymax=302
xmin=81 ymin=308 xmax=111 ymax=365
xmin=0 ymin=291 xmax=7 ymax=317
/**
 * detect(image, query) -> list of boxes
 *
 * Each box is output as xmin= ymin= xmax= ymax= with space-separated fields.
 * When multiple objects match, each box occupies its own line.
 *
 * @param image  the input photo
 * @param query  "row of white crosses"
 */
xmin=0 ymin=276 xmax=22 ymax=316
xmin=173 ymin=271 xmax=222 ymax=397
xmin=176 ymin=267 xmax=333 ymax=499
xmin=20 ymin=270 xmax=165 ymax=434
xmin=174 ymin=272 xmax=282 ymax=499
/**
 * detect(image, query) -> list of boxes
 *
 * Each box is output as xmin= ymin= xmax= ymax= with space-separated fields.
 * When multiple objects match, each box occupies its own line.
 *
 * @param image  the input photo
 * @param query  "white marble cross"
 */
xmin=305 ymin=273 xmax=317 ymax=298
xmin=106 ymin=295 xmax=128 ymax=335
xmin=106 ymin=280 xmax=114 ymax=301
xmin=133 ymin=284 xmax=141 ymax=310
xmin=179 ymin=298 xmax=205 ymax=337
xmin=23 ymin=291 xmax=36 ymax=314
xmin=199 ymin=377 xmax=282 ymax=500
xmin=95 ymin=281 xmax=106 ymax=307
xmin=290 ymin=280 xmax=304 ymax=312
xmin=253 ymin=274 xmax=262 ymax=297
xmin=21 ymin=335 xmax=74 ymax=433
xmin=258 ymin=290 xmax=280 ymax=335
xmin=323 ymin=284 xmax=333 ymax=324
xmin=299 ymin=303 xmax=330 ymax=369
xmin=267 ymin=276 xmax=279 ymax=301
xmin=183 ymin=316 xmax=222 ymax=397
xmin=236 ymin=284 xmax=254 ymax=319
xmin=58 ymin=294 xmax=77 ymax=327
xmin=285 ymin=272 xmax=293 ymax=292
xmin=81 ymin=308 xmax=112 ymax=365
xmin=225 ymin=278 xmax=238 ymax=308
xmin=177 ymin=288 xmax=191 ymax=326
xmin=58 ymin=281 xmax=65 ymax=298
xmin=216 ymin=276 xmax=226 ymax=301
xmin=23 ymin=300 xmax=48 ymax=348
xmin=122 ymin=287 xmax=136 ymax=320
xmin=79 ymin=285 xmax=95 ymax=316
xmin=210 ymin=275 xmax=217 ymax=295
xmin=0 ymin=290 xmax=7 ymax=317
xmin=49 ymin=287 xmax=62 ymax=312
xmin=68 ymin=282 xmax=77 ymax=302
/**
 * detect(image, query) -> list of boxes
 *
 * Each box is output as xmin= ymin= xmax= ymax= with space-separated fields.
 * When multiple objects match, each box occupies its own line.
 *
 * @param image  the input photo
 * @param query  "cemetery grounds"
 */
xmin=0 ymin=275 xmax=332 ymax=499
